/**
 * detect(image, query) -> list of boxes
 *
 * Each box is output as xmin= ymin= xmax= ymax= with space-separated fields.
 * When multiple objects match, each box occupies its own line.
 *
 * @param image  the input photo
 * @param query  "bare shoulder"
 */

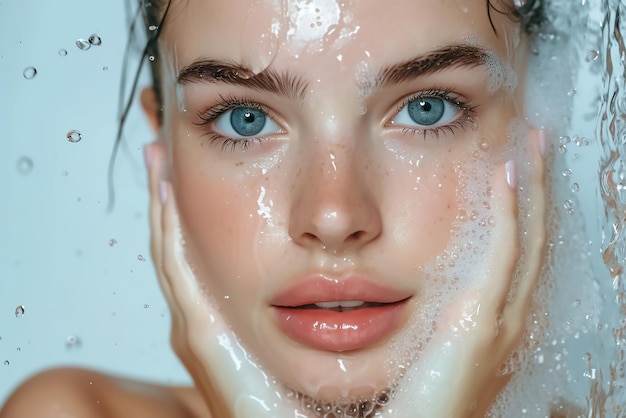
xmin=0 ymin=367 xmax=210 ymax=418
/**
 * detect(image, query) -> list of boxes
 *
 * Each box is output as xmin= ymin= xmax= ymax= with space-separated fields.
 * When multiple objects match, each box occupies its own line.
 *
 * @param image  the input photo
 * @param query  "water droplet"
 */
xmin=65 ymin=336 xmax=82 ymax=349
xmin=22 ymin=66 xmax=37 ymax=80
xmin=16 ymin=157 xmax=33 ymax=175
xmin=3 ymin=361 xmax=9 ymax=366
xmin=585 ymin=49 xmax=599 ymax=62
xmin=76 ymin=39 xmax=91 ymax=50
xmin=137 ymin=254 xmax=145 ymax=262
xmin=479 ymin=140 xmax=491 ymax=152
xmin=88 ymin=34 xmax=102 ymax=46
xmin=108 ymin=239 xmax=117 ymax=247
xmin=15 ymin=305 xmax=25 ymax=318
xmin=66 ymin=130 xmax=82 ymax=143
xmin=58 ymin=48 xmax=68 ymax=57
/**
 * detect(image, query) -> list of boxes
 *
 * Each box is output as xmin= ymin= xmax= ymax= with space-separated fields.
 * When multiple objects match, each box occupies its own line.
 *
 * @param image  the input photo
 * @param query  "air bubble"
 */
xmin=76 ymin=39 xmax=91 ymax=50
xmin=65 ymin=336 xmax=81 ymax=349
xmin=558 ymin=144 xmax=567 ymax=153
xmin=22 ymin=66 xmax=37 ymax=80
xmin=148 ymin=25 xmax=158 ymax=31
xmin=572 ymin=183 xmax=580 ymax=192
xmin=562 ymin=168 xmax=573 ymax=177
xmin=15 ymin=305 xmax=25 ymax=318
xmin=143 ymin=304 xmax=150 ymax=309
xmin=137 ymin=254 xmax=145 ymax=262
xmin=514 ymin=0 xmax=527 ymax=7
xmin=66 ymin=130 xmax=82 ymax=143
xmin=88 ymin=34 xmax=102 ymax=46
xmin=567 ymin=89 xmax=577 ymax=96
xmin=563 ymin=199 xmax=575 ymax=213
xmin=149 ymin=55 xmax=156 ymax=62
xmin=16 ymin=157 xmax=34 ymax=175
xmin=58 ymin=48 xmax=68 ymax=57
xmin=585 ymin=49 xmax=600 ymax=62
xmin=108 ymin=239 xmax=117 ymax=247
xmin=3 ymin=361 xmax=8 ymax=366
xmin=102 ymin=66 xmax=109 ymax=71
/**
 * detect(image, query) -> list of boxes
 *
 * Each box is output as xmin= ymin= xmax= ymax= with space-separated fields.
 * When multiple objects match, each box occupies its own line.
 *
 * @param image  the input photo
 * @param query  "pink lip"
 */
xmin=272 ymin=277 xmax=411 ymax=352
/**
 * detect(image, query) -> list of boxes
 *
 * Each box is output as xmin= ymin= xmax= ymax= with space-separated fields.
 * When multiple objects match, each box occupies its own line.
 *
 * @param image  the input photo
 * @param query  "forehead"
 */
xmin=161 ymin=0 xmax=519 ymax=76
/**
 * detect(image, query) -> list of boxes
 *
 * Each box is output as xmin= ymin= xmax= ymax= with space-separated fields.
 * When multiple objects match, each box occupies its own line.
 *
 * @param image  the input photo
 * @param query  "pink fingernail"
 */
xmin=159 ymin=181 xmax=168 ymax=204
xmin=143 ymin=144 xmax=153 ymax=168
xmin=505 ymin=160 xmax=517 ymax=190
xmin=538 ymin=129 xmax=546 ymax=156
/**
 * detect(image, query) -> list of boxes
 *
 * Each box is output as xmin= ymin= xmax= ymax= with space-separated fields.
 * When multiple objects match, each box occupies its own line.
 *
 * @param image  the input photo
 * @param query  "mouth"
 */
xmin=271 ymin=278 xmax=412 ymax=352
xmin=297 ymin=300 xmax=388 ymax=312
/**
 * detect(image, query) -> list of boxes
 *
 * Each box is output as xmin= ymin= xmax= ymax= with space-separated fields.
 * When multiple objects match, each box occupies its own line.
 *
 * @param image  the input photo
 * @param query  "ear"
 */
xmin=140 ymin=87 xmax=161 ymax=134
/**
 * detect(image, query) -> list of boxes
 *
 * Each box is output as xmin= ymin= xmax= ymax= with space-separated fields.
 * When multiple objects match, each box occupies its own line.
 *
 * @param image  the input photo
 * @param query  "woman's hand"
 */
xmin=381 ymin=129 xmax=546 ymax=418
xmin=146 ymin=142 xmax=298 ymax=418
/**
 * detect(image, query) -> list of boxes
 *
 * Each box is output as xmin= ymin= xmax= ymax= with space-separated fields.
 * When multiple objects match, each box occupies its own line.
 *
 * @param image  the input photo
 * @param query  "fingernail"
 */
xmin=143 ymin=144 xmax=153 ymax=168
xmin=505 ymin=160 xmax=517 ymax=190
xmin=538 ymin=129 xmax=546 ymax=156
xmin=159 ymin=180 xmax=168 ymax=204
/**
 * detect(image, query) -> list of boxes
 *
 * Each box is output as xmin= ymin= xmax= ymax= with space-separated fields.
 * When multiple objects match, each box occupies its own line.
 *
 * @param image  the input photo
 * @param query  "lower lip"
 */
xmin=273 ymin=302 xmax=409 ymax=352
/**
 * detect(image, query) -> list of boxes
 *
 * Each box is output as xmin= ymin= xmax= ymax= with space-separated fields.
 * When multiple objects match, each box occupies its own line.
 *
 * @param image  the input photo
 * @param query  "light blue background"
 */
xmin=0 ymin=0 xmax=190 ymax=404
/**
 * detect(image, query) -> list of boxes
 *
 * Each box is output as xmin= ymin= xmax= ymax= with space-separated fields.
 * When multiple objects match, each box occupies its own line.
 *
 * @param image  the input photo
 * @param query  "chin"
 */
xmin=261 ymin=335 xmax=396 ymax=403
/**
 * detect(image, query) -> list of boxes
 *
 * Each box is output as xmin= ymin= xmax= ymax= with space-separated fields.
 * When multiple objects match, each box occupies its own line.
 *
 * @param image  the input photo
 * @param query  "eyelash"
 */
xmin=195 ymin=89 xmax=478 ymax=151
xmin=195 ymin=95 xmax=279 ymax=151
xmin=392 ymin=88 xmax=478 ymax=140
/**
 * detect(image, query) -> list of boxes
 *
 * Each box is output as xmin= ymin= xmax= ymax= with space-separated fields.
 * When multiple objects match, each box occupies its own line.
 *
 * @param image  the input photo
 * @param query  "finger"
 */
xmin=480 ymin=159 xmax=521 ymax=316
xmin=146 ymin=141 xmax=164 ymax=265
xmin=145 ymin=141 xmax=177 ymax=307
xmin=508 ymin=128 xmax=546 ymax=315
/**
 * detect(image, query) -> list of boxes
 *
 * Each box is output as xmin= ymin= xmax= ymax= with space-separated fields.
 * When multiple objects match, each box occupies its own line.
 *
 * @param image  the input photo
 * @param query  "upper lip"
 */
xmin=270 ymin=275 xmax=412 ymax=307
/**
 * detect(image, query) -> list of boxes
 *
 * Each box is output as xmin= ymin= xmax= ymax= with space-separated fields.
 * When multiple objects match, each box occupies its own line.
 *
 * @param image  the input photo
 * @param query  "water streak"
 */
xmin=596 ymin=0 xmax=626 ymax=414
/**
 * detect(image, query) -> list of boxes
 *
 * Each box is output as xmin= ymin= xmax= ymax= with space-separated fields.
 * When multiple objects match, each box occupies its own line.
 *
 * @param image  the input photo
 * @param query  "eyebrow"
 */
xmin=177 ymin=44 xmax=492 ymax=100
xmin=376 ymin=44 xmax=492 ymax=88
xmin=177 ymin=60 xmax=308 ymax=101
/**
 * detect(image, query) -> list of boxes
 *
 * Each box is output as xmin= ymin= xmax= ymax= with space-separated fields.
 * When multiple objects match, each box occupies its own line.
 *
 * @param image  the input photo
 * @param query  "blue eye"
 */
xmin=215 ymin=106 xmax=281 ymax=138
xmin=392 ymin=96 xmax=461 ymax=129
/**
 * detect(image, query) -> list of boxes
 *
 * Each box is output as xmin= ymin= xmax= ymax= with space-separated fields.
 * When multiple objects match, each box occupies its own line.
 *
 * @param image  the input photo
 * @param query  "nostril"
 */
xmin=349 ymin=230 xmax=367 ymax=241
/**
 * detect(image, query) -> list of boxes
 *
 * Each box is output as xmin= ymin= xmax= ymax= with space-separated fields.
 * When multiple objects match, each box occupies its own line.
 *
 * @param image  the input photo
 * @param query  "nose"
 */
xmin=288 ymin=146 xmax=382 ymax=254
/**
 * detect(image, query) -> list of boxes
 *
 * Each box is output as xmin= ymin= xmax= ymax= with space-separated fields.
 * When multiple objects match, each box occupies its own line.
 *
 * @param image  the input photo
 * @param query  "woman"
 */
xmin=0 ymin=0 xmax=548 ymax=416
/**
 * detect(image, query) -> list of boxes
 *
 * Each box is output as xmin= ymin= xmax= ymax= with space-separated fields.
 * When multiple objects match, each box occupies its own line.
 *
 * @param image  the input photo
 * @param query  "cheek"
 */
xmin=382 ymin=152 xmax=461 ymax=267
xmin=171 ymin=151 xmax=266 ymax=298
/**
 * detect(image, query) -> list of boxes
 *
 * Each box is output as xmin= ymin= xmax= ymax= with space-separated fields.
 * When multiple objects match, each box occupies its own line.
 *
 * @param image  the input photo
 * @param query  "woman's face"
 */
xmin=154 ymin=0 xmax=527 ymax=401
